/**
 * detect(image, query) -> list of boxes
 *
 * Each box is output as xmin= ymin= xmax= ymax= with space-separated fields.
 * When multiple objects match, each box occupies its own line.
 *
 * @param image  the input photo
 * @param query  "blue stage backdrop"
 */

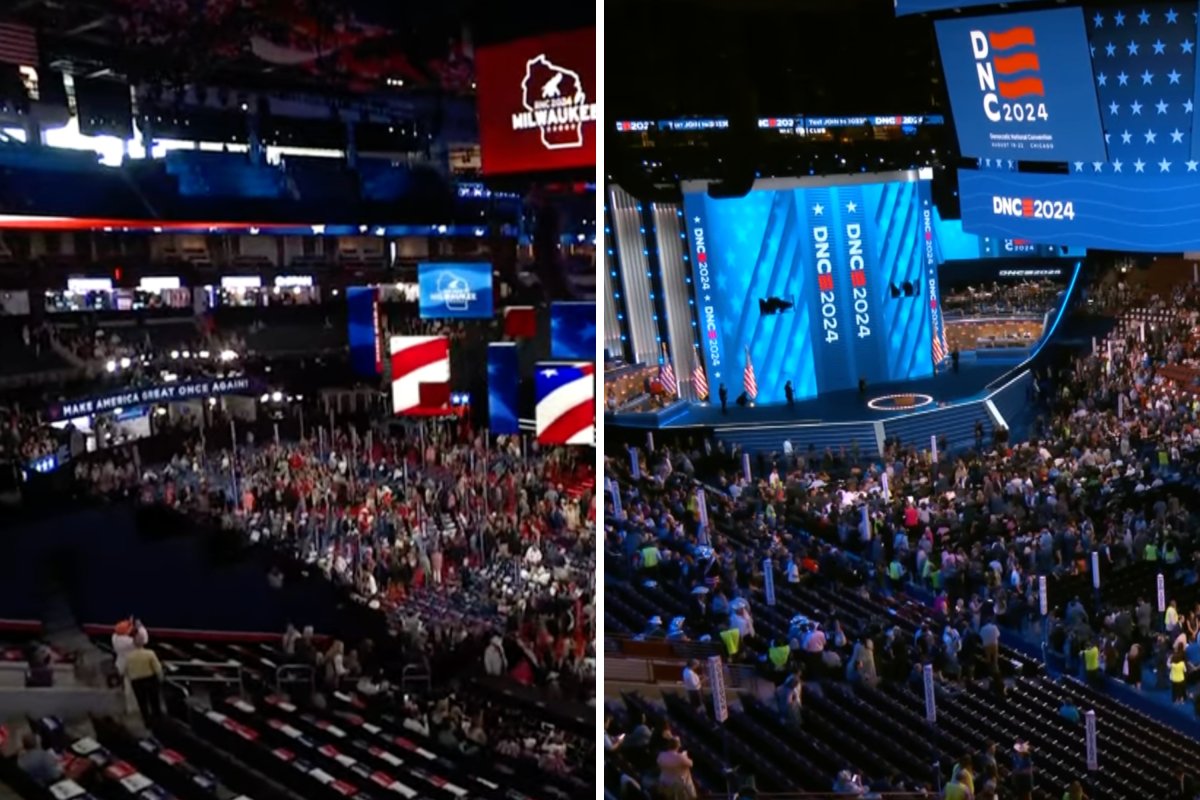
xmin=682 ymin=173 xmax=943 ymax=404
xmin=550 ymin=301 xmax=597 ymax=359
xmin=417 ymin=262 xmax=494 ymax=319
xmin=347 ymin=286 xmax=381 ymax=377
xmin=487 ymin=343 xmax=520 ymax=435
xmin=935 ymin=8 xmax=1107 ymax=163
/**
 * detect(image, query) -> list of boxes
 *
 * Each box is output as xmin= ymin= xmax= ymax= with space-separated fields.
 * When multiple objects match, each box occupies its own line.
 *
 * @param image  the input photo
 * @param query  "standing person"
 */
xmin=784 ymin=381 xmax=794 ymax=409
xmin=980 ymin=617 xmax=1001 ymax=674
xmin=1123 ymin=643 xmax=1143 ymax=690
xmin=657 ymin=738 xmax=697 ymax=800
xmin=682 ymin=659 xmax=704 ymax=711
xmin=1170 ymin=649 xmax=1188 ymax=704
xmin=719 ymin=384 xmax=728 ymax=415
xmin=1080 ymin=639 xmax=1101 ymax=687
xmin=124 ymin=641 xmax=165 ymax=725
xmin=1011 ymin=741 xmax=1034 ymax=800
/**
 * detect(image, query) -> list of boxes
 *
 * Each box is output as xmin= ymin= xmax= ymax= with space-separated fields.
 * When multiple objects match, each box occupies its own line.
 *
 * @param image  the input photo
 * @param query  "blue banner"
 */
xmin=47 ymin=376 xmax=257 ymax=420
xmin=935 ymin=8 xmax=1106 ymax=162
xmin=958 ymin=167 xmax=1200 ymax=251
xmin=487 ymin=343 xmax=520 ymax=434
xmin=418 ymin=262 xmax=494 ymax=319
xmin=550 ymin=301 xmax=597 ymax=359
xmin=347 ymin=286 xmax=381 ymax=377
xmin=896 ymin=0 xmax=1042 ymax=15
xmin=931 ymin=206 xmax=1084 ymax=261
xmin=682 ymin=174 xmax=937 ymax=404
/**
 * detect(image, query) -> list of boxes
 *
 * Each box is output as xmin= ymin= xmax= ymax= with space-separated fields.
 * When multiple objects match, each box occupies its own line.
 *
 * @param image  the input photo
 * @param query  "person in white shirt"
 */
xmin=682 ymin=659 xmax=704 ymax=710
xmin=483 ymin=635 xmax=507 ymax=676
xmin=731 ymin=605 xmax=756 ymax=640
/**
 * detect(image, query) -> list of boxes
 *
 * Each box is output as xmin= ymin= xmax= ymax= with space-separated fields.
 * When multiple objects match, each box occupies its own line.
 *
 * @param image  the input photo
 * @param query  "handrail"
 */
xmin=162 ymin=677 xmax=192 ymax=723
xmin=161 ymin=660 xmax=245 ymax=697
xmin=275 ymin=663 xmax=315 ymax=695
xmin=400 ymin=663 xmax=431 ymax=693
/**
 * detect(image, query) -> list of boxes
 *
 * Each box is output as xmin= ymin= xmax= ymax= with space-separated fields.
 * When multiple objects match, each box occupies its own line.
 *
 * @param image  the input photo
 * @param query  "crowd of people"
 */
xmin=941 ymin=279 xmax=1064 ymax=319
xmin=605 ymin=265 xmax=1200 ymax=799
xmin=118 ymin=414 xmax=596 ymax=698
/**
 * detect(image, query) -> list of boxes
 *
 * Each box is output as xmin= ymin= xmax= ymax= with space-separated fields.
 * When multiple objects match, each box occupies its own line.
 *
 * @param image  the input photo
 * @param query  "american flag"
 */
xmin=0 ymin=24 xmax=37 ymax=67
xmin=692 ymin=351 xmax=709 ymax=401
xmin=743 ymin=347 xmax=758 ymax=401
xmin=1079 ymin=7 xmax=1198 ymax=176
xmin=932 ymin=323 xmax=949 ymax=365
xmin=658 ymin=348 xmax=678 ymax=396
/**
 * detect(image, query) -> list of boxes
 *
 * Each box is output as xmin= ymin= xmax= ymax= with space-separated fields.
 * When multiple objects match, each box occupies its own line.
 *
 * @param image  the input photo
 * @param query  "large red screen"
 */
xmin=476 ymin=28 xmax=596 ymax=176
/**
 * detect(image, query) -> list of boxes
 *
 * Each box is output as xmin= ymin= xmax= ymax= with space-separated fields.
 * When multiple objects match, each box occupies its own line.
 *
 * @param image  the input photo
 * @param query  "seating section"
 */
xmin=607 ymin=579 xmax=1200 ymax=799
xmin=165 ymin=152 xmax=286 ymax=200
xmin=82 ymin=632 xmax=589 ymax=800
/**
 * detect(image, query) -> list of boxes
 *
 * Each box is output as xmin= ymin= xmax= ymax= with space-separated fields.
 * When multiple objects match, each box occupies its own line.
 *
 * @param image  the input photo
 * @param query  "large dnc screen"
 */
xmin=682 ymin=173 xmax=944 ymax=404
xmin=935 ymin=8 xmax=1107 ymax=163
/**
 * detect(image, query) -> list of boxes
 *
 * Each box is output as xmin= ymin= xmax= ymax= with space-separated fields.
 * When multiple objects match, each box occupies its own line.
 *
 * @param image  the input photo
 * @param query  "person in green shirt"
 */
xmin=1080 ymin=641 xmax=1101 ymax=687
xmin=943 ymin=767 xmax=973 ymax=800
xmin=1170 ymin=652 xmax=1188 ymax=704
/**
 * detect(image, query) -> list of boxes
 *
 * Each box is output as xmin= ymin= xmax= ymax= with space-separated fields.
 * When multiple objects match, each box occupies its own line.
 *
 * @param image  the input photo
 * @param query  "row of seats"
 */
xmin=89 ymin=630 xmax=586 ymax=800
xmin=607 ymin=571 xmax=1200 ymax=799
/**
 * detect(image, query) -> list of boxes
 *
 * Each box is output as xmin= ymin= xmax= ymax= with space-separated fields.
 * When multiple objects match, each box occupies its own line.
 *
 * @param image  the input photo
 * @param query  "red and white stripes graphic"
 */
xmin=536 ymin=363 xmax=595 ymax=445
xmin=389 ymin=335 xmax=450 ymax=416
xmin=0 ymin=24 xmax=37 ymax=67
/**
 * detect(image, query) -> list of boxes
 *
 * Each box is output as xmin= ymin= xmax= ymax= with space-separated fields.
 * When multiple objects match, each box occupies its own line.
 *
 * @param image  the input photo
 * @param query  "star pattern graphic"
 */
xmin=1090 ymin=9 xmax=1200 ymax=175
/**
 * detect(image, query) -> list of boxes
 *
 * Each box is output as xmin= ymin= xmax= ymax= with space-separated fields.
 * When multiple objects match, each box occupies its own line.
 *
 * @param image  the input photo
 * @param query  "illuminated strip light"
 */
xmin=0 ymin=215 xmax=273 ymax=231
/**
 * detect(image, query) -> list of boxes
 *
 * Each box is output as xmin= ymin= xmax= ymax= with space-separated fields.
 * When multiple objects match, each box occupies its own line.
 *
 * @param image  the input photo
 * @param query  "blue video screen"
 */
xmin=487 ymin=343 xmax=520 ymax=435
xmin=931 ymin=207 xmax=1084 ymax=261
xmin=346 ymin=286 xmax=381 ymax=376
xmin=417 ymin=262 xmax=494 ymax=319
xmin=550 ymin=301 xmax=597 ymax=359
xmin=896 ymin=0 xmax=1041 ymax=15
xmin=682 ymin=174 xmax=944 ymax=403
xmin=958 ymin=168 xmax=1200 ymax=252
xmin=935 ymin=8 xmax=1106 ymax=162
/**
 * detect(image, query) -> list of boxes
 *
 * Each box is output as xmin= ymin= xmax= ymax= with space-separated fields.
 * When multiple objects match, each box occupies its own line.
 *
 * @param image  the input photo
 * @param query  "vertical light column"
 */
xmin=608 ymin=185 xmax=659 ymax=365
xmin=651 ymin=202 xmax=700 ymax=399
xmin=602 ymin=204 xmax=625 ymax=359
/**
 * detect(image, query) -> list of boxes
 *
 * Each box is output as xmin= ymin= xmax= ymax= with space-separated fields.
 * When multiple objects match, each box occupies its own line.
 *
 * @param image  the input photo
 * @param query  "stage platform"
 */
xmin=607 ymin=361 xmax=1034 ymax=457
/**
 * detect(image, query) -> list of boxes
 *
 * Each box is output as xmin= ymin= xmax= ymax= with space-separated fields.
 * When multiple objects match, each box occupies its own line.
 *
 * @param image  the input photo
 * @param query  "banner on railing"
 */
xmin=763 ymin=557 xmax=776 ymax=606
xmin=707 ymin=655 xmax=729 ymax=723
xmin=608 ymin=478 xmax=622 ymax=518
xmin=923 ymin=663 xmax=936 ymax=723
xmin=1085 ymin=710 xmax=1097 ymax=771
